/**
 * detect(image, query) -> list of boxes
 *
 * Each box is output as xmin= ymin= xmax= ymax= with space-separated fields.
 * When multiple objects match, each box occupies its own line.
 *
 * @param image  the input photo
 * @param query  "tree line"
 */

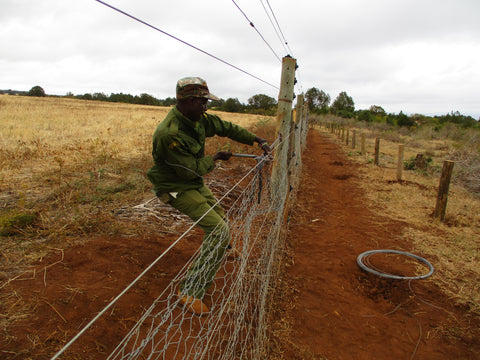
xmin=305 ymin=87 xmax=479 ymax=129
xmin=3 ymin=85 xmax=477 ymax=129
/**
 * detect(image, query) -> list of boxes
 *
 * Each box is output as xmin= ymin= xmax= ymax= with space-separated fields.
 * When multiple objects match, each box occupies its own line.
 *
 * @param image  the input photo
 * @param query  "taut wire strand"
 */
xmin=94 ymin=0 xmax=279 ymax=90
xmin=263 ymin=0 xmax=294 ymax=57
xmin=231 ymin=0 xmax=282 ymax=62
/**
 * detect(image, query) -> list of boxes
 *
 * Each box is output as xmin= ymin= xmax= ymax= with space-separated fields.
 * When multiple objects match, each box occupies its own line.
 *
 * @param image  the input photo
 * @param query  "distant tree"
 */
xmin=79 ymin=93 xmax=93 ymax=100
xmin=357 ymin=109 xmax=374 ymax=122
xmin=248 ymin=94 xmax=276 ymax=109
xmin=92 ymin=92 xmax=108 ymax=102
xmin=134 ymin=93 xmax=159 ymax=106
xmin=397 ymin=111 xmax=415 ymax=127
xmin=369 ymin=105 xmax=386 ymax=117
xmin=224 ymin=98 xmax=244 ymax=113
xmin=27 ymin=85 xmax=45 ymax=97
xmin=109 ymin=92 xmax=135 ymax=104
xmin=247 ymin=94 xmax=276 ymax=114
xmin=305 ymin=87 xmax=320 ymax=111
xmin=317 ymin=90 xmax=331 ymax=113
xmin=435 ymin=111 xmax=478 ymax=128
xmin=305 ymin=87 xmax=330 ymax=113
xmin=162 ymin=97 xmax=177 ymax=106
xmin=65 ymin=91 xmax=74 ymax=98
xmin=410 ymin=113 xmax=431 ymax=126
xmin=331 ymin=91 xmax=355 ymax=118
xmin=209 ymin=99 xmax=224 ymax=109
xmin=386 ymin=113 xmax=396 ymax=125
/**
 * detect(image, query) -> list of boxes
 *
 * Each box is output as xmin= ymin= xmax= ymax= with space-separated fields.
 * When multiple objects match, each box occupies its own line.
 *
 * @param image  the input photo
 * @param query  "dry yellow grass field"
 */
xmin=0 ymin=95 xmax=274 ymax=270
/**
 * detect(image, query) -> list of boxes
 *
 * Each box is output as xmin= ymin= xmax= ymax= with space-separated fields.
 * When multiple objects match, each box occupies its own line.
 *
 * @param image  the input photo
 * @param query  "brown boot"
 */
xmin=177 ymin=291 xmax=210 ymax=315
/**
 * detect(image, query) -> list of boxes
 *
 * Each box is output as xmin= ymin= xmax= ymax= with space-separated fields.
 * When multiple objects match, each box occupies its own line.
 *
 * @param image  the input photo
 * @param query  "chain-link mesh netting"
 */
xmin=103 ymin=108 xmax=309 ymax=360
xmin=49 ymin=111 xmax=308 ymax=360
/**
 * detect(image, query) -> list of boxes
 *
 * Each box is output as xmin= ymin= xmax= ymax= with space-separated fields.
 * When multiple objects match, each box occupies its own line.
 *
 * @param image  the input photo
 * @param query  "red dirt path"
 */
xmin=270 ymin=130 xmax=480 ymax=359
xmin=1 ymin=130 xmax=479 ymax=359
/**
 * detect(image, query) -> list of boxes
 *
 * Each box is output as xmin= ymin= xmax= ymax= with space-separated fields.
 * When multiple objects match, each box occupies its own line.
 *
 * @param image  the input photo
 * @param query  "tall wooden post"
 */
xmin=271 ymin=56 xmax=296 ymax=202
xmin=275 ymin=56 xmax=296 ymax=145
xmin=293 ymin=94 xmax=304 ymax=167
xmin=352 ymin=130 xmax=356 ymax=149
xmin=374 ymin=138 xmax=380 ymax=166
xmin=434 ymin=160 xmax=455 ymax=221
xmin=290 ymin=94 xmax=304 ymax=195
xmin=301 ymin=103 xmax=308 ymax=151
xmin=397 ymin=144 xmax=405 ymax=181
xmin=361 ymin=134 xmax=366 ymax=156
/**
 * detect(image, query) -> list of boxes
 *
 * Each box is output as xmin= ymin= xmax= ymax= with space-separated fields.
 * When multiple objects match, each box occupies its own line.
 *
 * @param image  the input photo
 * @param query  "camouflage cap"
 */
xmin=176 ymin=77 xmax=219 ymax=101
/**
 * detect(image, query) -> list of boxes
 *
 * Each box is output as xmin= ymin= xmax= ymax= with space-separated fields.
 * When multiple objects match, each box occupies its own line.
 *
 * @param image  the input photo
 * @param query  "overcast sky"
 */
xmin=1 ymin=0 xmax=479 ymax=118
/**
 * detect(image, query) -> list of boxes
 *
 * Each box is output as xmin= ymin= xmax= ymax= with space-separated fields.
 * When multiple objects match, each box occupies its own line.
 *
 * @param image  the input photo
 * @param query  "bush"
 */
xmin=357 ymin=110 xmax=374 ymax=122
xmin=397 ymin=111 xmax=415 ymax=127
xmin=27 ymin=86 xmax=45 ymax=97
xmin=404 ymin=154 xmax=432 ymax=169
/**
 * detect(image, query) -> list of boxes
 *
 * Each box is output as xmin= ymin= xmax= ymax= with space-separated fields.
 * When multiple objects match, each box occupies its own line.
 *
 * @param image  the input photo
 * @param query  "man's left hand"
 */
xmin=255 ymin=136 xmax=271 ymax=155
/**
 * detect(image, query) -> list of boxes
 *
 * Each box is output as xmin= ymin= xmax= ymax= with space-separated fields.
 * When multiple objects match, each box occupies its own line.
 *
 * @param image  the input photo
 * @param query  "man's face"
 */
xmin=185 ymin=97 xmax=208 ymax=121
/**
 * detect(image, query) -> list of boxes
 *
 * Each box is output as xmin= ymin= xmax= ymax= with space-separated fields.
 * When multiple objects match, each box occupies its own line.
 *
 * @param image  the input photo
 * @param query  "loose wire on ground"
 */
xmin=357 ymin=249 xmax=434 ymax=280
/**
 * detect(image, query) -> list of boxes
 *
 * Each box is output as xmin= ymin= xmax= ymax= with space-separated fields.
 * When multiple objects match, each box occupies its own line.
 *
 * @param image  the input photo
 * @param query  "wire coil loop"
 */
xmin=357 ymin=249 xmax=434 ymax=280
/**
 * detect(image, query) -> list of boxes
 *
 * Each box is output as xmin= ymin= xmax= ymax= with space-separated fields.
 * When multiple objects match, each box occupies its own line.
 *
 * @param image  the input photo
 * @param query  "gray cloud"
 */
xmin=1 ymin=0 xmax=478 ymax=117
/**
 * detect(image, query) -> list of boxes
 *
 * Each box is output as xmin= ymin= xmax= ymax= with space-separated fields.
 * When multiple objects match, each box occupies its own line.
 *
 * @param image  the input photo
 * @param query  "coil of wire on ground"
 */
xmin=357 ymin=249 xmax=434 ymax=280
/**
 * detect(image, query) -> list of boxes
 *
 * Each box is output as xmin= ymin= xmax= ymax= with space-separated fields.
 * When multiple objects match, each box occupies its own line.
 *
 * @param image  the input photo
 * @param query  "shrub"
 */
xmin=27 ymin=86 xmax=45 ymax=97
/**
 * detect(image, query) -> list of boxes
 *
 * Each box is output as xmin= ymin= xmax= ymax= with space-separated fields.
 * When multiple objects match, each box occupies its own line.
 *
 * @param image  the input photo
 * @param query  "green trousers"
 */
xmin=162 ymin=185 xmax=230 ymax=299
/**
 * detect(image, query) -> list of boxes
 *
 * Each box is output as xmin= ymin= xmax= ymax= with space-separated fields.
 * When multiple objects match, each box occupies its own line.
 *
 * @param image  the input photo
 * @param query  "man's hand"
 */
xmin=255 ymin=136 xmax=271 ymax=155
xmin=213 ymin=151 xmax=233 ymax=161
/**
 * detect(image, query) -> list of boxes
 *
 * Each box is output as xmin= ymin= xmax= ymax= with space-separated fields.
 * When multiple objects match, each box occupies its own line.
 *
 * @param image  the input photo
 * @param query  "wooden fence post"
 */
xmin=346 ymin=130 xmax=350 ymax=146
xmin=361 ymin=134 xmax=366 ymax=155
xmin=374 ymin=138 xmax=380 ymax=166
xmin=433 ymin=160 xmax=455 ymax=221
xmin=271 ymin=56 xmax=296 ymax=200
xmin=301 ymin=104 xmax=308 ymax=151
xmin=397 ymin=144 xmax=405 ymax=181
xmin=352 ymin=130 xmax=356 ymax=149
xmin=293 ymin=93 xmax=304 ymax=168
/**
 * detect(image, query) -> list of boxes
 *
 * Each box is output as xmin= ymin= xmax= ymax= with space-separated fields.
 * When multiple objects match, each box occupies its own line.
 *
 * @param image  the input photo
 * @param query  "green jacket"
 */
xmin=147 ymin=107 xmax=256 ymax=193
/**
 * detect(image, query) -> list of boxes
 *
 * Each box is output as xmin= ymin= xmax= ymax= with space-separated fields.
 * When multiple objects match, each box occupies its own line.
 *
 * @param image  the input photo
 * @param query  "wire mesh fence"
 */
xmin=104 ymin=109 xmax=308 ymax=360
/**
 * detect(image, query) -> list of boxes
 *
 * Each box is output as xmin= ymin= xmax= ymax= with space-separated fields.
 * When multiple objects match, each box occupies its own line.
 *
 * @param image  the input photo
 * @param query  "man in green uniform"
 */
xmin=147 ymin=77 xmax=270 ymax=315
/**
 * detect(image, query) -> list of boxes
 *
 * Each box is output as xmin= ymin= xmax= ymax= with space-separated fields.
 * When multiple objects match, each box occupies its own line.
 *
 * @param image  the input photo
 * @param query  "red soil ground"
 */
xmin=270 ymin=130 xmax=480 ymax=359
xmin=1 ymin=130 xmax=479 ymax=359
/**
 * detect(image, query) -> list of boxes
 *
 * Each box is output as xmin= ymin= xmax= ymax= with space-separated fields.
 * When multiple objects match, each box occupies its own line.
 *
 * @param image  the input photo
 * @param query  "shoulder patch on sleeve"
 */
xmin=169 ymin=140 xmax=181 ymax=149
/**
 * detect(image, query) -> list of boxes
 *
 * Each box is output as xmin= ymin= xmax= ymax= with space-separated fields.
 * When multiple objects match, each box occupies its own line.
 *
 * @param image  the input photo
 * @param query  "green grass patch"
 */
xmin=0 ymin=211 xmax=37 ymax=236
